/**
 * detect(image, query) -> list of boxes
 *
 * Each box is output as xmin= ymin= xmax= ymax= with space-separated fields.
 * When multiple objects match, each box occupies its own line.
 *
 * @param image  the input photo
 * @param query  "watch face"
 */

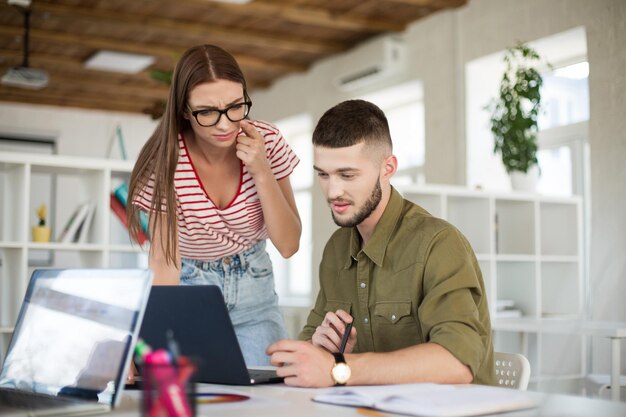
xmin=332 ymin=362 xmax=351 ymax=384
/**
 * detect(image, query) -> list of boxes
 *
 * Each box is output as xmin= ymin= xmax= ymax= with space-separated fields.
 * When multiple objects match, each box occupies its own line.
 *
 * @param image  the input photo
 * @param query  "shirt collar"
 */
xmin=343 ymin=186 xmax=403 ymax=268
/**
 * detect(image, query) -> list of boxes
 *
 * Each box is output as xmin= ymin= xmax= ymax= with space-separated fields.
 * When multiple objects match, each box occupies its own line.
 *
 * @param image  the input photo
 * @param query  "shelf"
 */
xmin=0 ymin=152 xmax=146 ymax=342
xmin=495 ymin=254 xmax=536 ymax=262
xmin=540 ymin=255 xmax=579 ymax=262
xmin=0 ymin=242 xmax=23 ymax=249
xmin=26 ymin=242 xmax=106 ymax=251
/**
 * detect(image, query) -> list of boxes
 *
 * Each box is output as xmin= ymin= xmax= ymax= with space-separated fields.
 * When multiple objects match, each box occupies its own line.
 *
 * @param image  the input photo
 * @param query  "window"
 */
xmin=465 ymin=27 xmax=589 ymax=197
xmin=266 ymin=114 xmax=314 ymax=305
xmin=358 ymin=80 xmax=425 ymax=185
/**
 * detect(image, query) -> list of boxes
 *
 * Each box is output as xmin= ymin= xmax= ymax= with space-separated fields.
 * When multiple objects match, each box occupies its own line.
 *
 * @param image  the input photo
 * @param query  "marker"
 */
xmin=339 ymin=321 xmax=353 ymax=354
xmin=134 ymin=339 xmax=152 ymax=365
xmin=166 ymin=329 xmax=181 ymax=362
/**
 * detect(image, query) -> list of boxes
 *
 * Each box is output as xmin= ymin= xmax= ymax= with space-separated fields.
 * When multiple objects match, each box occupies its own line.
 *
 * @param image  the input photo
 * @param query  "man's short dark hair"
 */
xmin=312 ymin=100 xmax=393 ymax=152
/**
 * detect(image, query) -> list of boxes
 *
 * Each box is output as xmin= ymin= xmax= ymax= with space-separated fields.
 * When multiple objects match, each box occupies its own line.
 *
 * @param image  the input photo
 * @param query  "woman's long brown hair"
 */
xmin=127 ymin=45 xmax=247 ymax=265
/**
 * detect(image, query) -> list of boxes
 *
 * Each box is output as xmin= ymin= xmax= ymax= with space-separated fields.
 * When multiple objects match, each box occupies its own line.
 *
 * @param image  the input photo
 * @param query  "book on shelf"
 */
xmin=495 ymin=309 xmax=523 ymax=318
xmin=495 ymin=299 xmax=522 ymax=318
xmin=313 ymin=383 xmax=536 ymax=417
xmin=74 ymin=203 xmax=96 ymax=244
xmin=57 ymin=202 xmax=92 ymax=243
xmin=110 ymin=192 xmax=148 ymax=246
xmin=113 ymin=182 xmax=149 ymax=235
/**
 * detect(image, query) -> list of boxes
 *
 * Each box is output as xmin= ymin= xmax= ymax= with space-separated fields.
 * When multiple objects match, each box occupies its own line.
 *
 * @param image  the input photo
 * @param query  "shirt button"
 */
xmin=391 ymin=314 xmax=397 ymax=321
xmin=360 ymin=282 xmax=366 ymax=289
xmin=364 ymin=317 xmax=369 ymax=324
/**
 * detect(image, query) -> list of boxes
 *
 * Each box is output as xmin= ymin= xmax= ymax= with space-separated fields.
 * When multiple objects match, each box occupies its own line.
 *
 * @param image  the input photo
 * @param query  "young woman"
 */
xmin=128 ymin=44 xmax=301 ymax=366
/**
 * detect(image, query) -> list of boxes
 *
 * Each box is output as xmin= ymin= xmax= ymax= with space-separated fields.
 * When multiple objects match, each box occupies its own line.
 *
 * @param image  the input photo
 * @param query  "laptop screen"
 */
xmin=0 ymin=268 xmax=152 ymax=406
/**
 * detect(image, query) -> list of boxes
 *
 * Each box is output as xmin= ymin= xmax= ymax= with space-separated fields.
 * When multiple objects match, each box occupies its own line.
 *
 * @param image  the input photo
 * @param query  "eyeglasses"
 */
xmin=187 ymin=100 xmax=252 ymax=127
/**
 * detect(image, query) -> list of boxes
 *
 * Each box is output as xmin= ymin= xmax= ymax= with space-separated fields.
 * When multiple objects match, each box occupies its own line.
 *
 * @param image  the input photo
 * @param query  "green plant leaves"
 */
xmin=486 ymin=43 xmax=547 ymax=174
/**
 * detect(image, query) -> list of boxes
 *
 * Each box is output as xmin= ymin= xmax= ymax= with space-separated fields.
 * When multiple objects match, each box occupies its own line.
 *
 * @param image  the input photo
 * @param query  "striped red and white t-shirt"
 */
xmin=134 ymin=120 xmax=300 ymax=261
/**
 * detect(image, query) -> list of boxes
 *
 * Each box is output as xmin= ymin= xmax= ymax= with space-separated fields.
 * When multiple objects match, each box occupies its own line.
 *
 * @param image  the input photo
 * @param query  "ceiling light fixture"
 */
xmin=1 ymin=0 xmax=49 ymax=90
xmin=84 ymin=50 xmax=155 ymax=74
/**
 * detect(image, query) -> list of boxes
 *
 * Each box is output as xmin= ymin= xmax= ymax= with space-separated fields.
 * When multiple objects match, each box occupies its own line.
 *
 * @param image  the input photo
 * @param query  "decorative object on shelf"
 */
xmin=486 ymin=43 xmax=550 ymax=192
xmin=31 ymin=203 xmax=51 ymax=242
xmin=106 ymin=124 xmax=128 ymax=160
xmin=110 ymin=191 xmax=149 ymax=246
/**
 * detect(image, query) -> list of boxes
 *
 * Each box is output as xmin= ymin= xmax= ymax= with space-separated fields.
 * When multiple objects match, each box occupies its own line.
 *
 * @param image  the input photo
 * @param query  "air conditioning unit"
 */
xmin=333 ymin=36 xmax=406 ymax=92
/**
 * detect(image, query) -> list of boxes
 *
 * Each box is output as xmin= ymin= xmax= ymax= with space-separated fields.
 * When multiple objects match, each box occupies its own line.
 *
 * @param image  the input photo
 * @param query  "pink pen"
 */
xmin=144 ymin=349 xmax=193 ymax=417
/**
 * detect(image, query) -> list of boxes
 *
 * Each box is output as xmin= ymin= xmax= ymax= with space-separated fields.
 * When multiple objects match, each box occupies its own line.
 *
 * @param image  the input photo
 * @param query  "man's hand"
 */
xmin=236 ymin=120 xmax=271 ymax=177
xmin=311 ymin=309 xmax=357 ymax=353
xmin=267 ymin=339 xmax=336 ymax=388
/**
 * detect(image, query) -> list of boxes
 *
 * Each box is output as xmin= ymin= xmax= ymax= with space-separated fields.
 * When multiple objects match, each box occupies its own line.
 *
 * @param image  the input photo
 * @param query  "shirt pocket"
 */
xmin=372 ymin=301 xmax=419 ymax=352
xmin=373 ymin=301 xmax=413 ymax=325
xmin=324 ymin=300 xmax=352 ymax=315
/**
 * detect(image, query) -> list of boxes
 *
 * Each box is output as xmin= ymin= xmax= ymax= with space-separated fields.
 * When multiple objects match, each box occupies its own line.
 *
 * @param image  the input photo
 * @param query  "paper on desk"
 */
xmin=313 ymin=383 xmax=537 ymax=417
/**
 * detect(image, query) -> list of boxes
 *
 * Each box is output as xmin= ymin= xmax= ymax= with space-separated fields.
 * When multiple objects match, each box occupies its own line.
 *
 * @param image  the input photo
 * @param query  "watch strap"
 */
xmin=332 ymin=352 xmax=346 ymax=364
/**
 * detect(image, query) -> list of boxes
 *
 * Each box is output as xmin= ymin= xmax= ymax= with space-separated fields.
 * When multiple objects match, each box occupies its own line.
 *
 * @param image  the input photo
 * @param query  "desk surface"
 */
xmin=112 ymin=383 xmax=626 ymax=417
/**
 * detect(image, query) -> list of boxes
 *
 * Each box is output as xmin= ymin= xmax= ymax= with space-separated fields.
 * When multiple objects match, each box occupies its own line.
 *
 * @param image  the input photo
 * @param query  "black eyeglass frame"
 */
xmin=187 ymin=96 xmax=253 ymax=127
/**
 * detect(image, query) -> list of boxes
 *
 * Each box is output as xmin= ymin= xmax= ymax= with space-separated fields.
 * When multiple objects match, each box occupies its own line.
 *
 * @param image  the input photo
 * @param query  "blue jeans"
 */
xmin=179 ymin=241 xmax=287 ymax=366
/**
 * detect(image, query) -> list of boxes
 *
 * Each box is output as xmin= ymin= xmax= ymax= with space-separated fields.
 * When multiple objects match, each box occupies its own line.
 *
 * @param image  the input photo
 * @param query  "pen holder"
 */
xmin=141 ymin=362 xmax=196 ymax=417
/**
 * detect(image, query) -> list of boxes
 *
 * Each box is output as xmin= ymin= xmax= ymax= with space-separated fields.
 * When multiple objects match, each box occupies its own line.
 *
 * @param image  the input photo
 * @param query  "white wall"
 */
xmin=251 ymin=0 xmax=626 ymax=375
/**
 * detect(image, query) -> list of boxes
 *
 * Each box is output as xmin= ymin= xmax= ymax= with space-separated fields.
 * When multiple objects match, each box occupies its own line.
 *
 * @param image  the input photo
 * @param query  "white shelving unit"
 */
xmin=0 ymin=152 xmax=147 ymax=361
xmin=396 ymin=184 xmax=583 ymax=390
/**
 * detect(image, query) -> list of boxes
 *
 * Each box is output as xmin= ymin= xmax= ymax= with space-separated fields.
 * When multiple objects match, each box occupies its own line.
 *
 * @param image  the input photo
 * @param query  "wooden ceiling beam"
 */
xmin=0 ymin=49 xmax=161 ymax=86
xmin=388 ymin=0 xmax=467 ymax=7
xmin=0 ymin=66 xmax=167 ymax=102
xmin=0 ymin=26 xmax=306 ymax=74
xmin=188 ymin=0 xmax=404 ymax=32
xmin=32 ymin=2 xmax=342 ymax=55
xmin=0 ymin=87 xmax=149 ymax=114
xmin=0 ymin=47 xmax=268 ymax=88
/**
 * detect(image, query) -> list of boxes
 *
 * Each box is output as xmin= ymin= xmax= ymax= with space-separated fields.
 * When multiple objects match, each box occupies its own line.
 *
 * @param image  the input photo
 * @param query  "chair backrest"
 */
xmin=494 ymin=351 xmax=531 ymax=390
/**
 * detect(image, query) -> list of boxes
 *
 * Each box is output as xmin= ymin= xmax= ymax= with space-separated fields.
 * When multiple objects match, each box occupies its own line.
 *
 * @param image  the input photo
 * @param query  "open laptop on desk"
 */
xmin=0 ymin=268 xmax=153 ymax=416
xmin=138 ymin=285 xmax=283 ymax=385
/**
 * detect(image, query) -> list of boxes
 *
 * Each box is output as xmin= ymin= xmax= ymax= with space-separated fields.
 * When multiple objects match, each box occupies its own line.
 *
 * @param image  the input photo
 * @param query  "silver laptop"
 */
xmin=0 ymin=268 xmax=153 ymax=416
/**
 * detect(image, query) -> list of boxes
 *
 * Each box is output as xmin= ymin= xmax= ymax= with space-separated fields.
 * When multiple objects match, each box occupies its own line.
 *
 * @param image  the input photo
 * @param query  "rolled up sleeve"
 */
xmin=418 ymin=226 xmax=489 ymax=379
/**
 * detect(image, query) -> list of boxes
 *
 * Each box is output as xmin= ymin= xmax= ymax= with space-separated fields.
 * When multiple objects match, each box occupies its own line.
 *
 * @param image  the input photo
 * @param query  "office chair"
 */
xmin=494 ymin=351 xmax=531 ymax=390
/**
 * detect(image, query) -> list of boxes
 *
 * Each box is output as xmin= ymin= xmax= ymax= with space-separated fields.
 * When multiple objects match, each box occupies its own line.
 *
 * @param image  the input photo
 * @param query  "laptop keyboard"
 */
xmin=0 ymin=388 xmax=85 ymax=410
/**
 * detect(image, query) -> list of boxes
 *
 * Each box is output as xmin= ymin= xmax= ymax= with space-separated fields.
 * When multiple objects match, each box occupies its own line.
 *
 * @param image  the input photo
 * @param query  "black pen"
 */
xmin=339 ymin=321 xmax=353 ymax=354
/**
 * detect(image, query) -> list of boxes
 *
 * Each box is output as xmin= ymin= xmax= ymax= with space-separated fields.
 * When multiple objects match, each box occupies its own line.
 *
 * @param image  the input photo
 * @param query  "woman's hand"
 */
xmin=236 ymin=120 xmax=271 ymax=178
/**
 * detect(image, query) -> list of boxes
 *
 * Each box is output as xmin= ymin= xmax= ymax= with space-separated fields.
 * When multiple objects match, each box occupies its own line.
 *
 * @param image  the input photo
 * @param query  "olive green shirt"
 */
xmin=299 ymin=187 xmax=495 ymax=385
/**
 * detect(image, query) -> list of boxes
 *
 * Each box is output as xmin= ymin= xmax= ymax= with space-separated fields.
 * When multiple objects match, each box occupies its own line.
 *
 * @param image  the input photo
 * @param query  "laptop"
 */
xmin=0 ymin=268 xmax=153 ymax=416
xmin=138 ymin=285 xmax=283 ymax=385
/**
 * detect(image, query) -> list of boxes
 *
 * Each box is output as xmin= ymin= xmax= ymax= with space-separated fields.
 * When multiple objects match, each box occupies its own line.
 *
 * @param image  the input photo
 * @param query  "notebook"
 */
xmin=313 ymin=383 xmax=537 ymax=417
xmin=137 ymin=285 xmax=283 ymax=385
xmin=0 ymin=268 xmax=153 ymax=416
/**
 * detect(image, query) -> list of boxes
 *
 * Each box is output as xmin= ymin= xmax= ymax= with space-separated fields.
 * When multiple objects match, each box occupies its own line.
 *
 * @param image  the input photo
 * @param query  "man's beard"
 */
xmin=331 ymin=178 xmax=382 ymax=227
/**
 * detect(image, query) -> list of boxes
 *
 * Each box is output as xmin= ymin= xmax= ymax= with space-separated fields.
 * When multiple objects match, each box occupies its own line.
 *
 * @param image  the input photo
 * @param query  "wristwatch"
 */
xmin=330 ymin=352 xmax=351 ymax=385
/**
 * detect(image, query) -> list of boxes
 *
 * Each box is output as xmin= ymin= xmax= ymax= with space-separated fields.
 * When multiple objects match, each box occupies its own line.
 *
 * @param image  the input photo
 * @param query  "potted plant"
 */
xmin=32 ymin=203 xmax=51 ymax=242
xmin=487 ymin=43 xmax=549 ymax=191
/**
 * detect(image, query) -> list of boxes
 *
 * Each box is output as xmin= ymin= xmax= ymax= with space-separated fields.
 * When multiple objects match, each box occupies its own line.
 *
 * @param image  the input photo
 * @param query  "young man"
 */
xmin=267 ymin=100 xmax=495 ymax=387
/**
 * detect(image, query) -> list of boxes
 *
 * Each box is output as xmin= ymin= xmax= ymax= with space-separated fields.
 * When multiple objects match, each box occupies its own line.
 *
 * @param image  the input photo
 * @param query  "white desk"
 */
xmin=493 ymin=318 xmax=626 ymax=401
xmin=111 ymin=383 xmax=626 ymax=417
